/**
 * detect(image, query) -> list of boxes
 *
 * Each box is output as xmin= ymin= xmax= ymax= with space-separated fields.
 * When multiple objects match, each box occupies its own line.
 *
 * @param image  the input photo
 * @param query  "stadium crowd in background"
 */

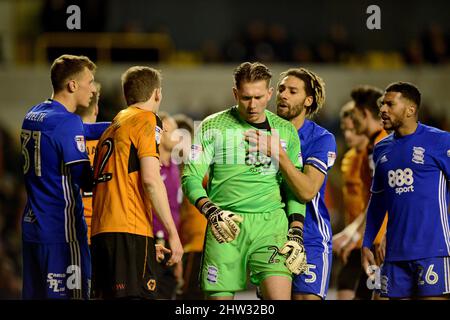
xmin=36 ymin=1 xmax=450 ymax=66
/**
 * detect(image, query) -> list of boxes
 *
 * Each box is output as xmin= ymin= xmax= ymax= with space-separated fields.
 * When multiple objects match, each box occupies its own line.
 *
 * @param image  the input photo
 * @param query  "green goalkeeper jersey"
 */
xmin=182 ymin=106 xmax=305 ymax=217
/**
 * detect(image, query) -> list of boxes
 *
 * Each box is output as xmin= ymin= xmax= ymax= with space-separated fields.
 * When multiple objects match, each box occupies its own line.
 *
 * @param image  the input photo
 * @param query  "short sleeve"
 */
xmin=54 ymin=115 xmax=89 ymax=165
xmin=304 ymin=132 xmax=337 ymax=175
xmin=134 ymin=112 xmax=161 ymax=159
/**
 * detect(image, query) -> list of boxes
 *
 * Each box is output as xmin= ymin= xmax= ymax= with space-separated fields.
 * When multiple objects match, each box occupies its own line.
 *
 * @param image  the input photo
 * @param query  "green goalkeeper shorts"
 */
xmin=200 ymin=208 xmax=291 ymax=294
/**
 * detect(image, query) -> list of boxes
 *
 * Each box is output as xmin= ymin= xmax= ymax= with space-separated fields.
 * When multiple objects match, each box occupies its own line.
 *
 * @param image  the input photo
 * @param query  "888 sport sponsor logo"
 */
xmin=388 ymin=168 xmax=414 ymax=195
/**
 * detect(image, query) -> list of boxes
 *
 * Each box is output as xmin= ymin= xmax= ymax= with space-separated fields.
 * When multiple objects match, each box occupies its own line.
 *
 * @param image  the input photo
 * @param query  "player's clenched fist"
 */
xmin=279 ymin=226 xmax=307 ymax=275
xmin=200 ymin=201 xmax=243 ymax=243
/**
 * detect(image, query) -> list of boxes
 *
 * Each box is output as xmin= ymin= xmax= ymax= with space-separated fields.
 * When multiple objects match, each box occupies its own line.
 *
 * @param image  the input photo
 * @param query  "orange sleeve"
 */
xmin=134 ymin=112 xmax=161 ymax=159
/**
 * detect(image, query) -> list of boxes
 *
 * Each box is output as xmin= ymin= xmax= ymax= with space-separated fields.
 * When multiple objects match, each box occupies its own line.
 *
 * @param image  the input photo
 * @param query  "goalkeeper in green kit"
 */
xmin=182 ymin=62 xmax=307 ymax=300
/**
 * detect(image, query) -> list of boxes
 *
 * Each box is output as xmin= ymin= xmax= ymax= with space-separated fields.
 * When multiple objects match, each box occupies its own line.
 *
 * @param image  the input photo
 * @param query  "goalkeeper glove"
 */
xmin=200 ymin=201 xmax=243 ymax=243
xmin=279 ymin=226 xmax=307 ymax=275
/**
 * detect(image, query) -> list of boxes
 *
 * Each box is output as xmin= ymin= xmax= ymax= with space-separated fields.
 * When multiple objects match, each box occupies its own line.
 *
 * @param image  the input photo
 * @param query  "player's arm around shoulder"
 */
xmin=83 ymin=122 xmax=110 ymax=141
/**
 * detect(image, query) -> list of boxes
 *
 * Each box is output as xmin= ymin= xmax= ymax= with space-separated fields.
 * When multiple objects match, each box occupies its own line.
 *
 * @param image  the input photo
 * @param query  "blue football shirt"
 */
xmin=368 ymin=123 xmax=450 ymax=261
xmin=21 ymin=99 xmax=90 ymax=243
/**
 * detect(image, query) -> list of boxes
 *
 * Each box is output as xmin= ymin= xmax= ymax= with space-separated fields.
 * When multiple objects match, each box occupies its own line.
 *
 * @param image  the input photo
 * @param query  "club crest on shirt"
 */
xmin=155 ymin=126 xmax=162 ymax=145
xmin=190 ymin=144 xmax=203 ymax=161
xmin=412 ymin=146 xmax=425 ymax=164
xmin=75 ymin=135 xmax=86 ymax=152
xmin=447 ymin=149 xmax=450 ymax=158
xmin=146 ymin=279 xmax=156 ymax=291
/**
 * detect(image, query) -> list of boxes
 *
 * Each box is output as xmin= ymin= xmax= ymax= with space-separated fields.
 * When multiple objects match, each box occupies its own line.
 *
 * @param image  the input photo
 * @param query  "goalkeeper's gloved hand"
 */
xmin=200 ymin=201 xmax=243 ymax=243
xmin=279 ymin=226 xmax=307 ymax=275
